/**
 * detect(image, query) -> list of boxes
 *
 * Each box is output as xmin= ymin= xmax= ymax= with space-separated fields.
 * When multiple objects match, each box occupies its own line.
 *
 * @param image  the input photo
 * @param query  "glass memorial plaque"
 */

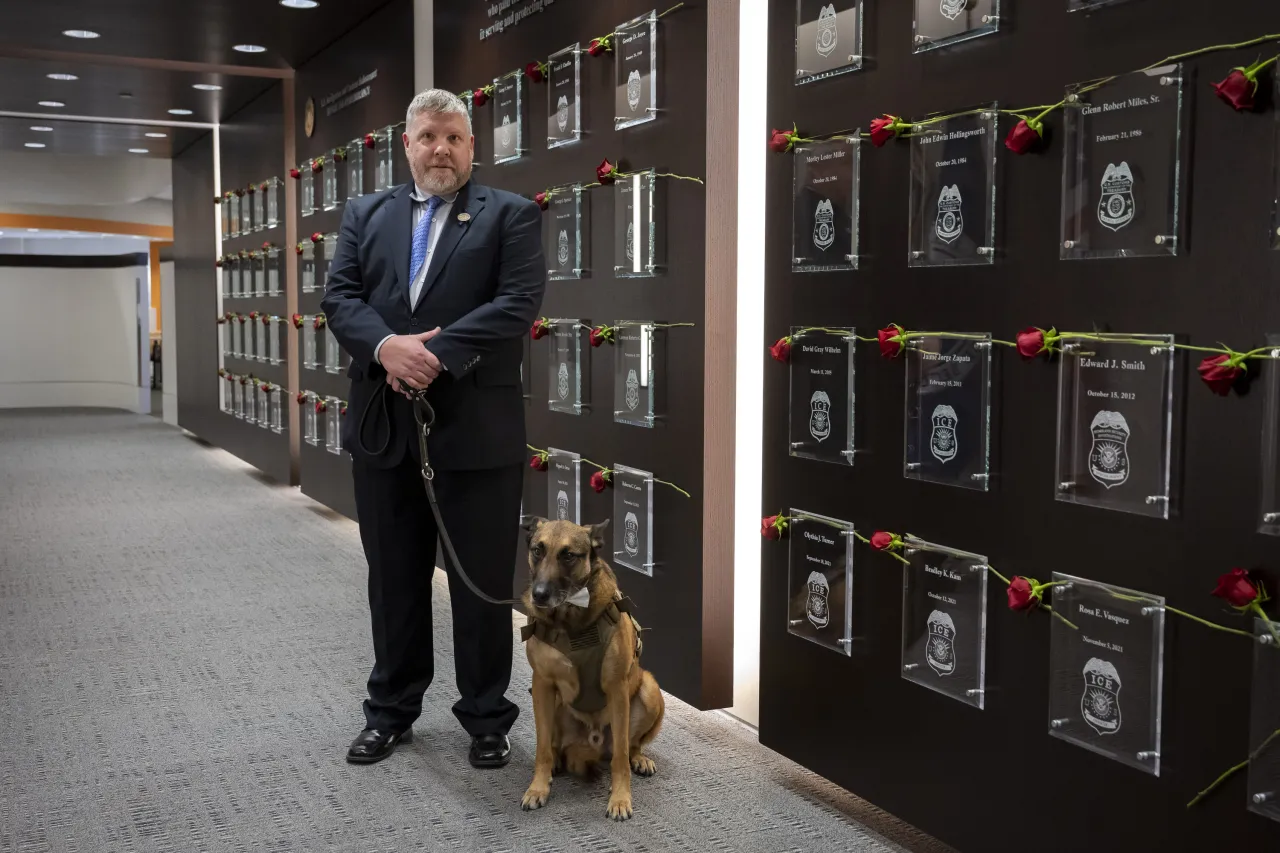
xmin=221 ymin=261 xmax=232 ymax=298
xmin=796 ymin=0 xmax=863 ymax=84
xmin=492 ymin=71 xmax=525 ymax=165
xmin=325 ymin=327 xmax=341 ymax=374
xmin=913 ymin=0 xmax=999 ymax=53
xmin=268 ymin=317 xmax=282 ymax=365
xmin=1048 ymin=572 xmax=1165 ymax=776
xmin=265 ymin=178 xmax=280 ymax=229
xmin=253 ymin=253 xmax=265 ymax=297
xmin=245 ymin=380 xmax=257 ymax=424
xmin=612 ymin=464 xmax=654 ymax=576
xmin=301 ymin=242 xmax=317 ymax=292
xmin=220 ymin=319 xmax=230 ymax=356
xmin=904 ymin=334 xmax=993 ymax=490
xmin=256 ymin=386 xmax=269 ymax=428
xmin=547 ymin=44 xmax=582 ymax=148
xmin=322 ymin=151 xmax=340 ymax=211
xmin=346 ymin=139 xmax=364 ymax=200
xmin=545 ymin=184 xmax=589 ymax=279
xmin=614 ymin=11 xmax=657 ymax=131
xmin=232 ymin=379 xmax=243 ymax=419
xmin=548 ymin=320 xmax=587 ymax=415
xmin=792 ymin=136 xmax=860 ymax=272
xmin=325 ymin=396 xmax=341 ymax=454
xmin=304 ymin=393 xmax=319 ymax=445
xmin=788 ymin=327 xmax=855 ymax=465
xmin=220 ymin=200 xmax=231 ymax=239
xmin=614 ymin=170 xmax=664 ymax=277
xmin=547 ymin=448 xmax=581 ymax=523
xmin=1260 ymin=333 xmax=1280 ymax=535
xmin=238 ymin=255 xmax=250 ymax=298
xmin=252 ymin=188 xmax=264 ymax=232
xmin=1247 ymin=617 xmax=1280 ymax=821
xmin=228 ymin=193 xmax=240 ymax=237
xmin=375 ymin=127 xmax=395 ymax=192
xmin=786 ymin=509 xmax=855 ymax=656
xmin=270 ymin=389 xmax=284 ymax=434
xmin=267 ymin=248 xmax=281 ymax=295
xmin=1055 ymin=333 xmax=1175 ymax=518
xmin=613 ymin=324 xmax=665 ymax=428
xmin=246 ymin=316 xmax=259 ymax=362
xmin=323 ymin=233 xmax=337 ymax=262
xmin=302 ymin=317 xmax=317 ymax=369
xmin=1061 ymin=65 xmax=1187 ymax=260
xmin=301 ymin=165 xmax=315 ymax=217
xmin=901 ymin=536 xmax=988 ymax=709
xmin=231 ymin=316 xmax=243 ymax=357
xmin=908 ymin=107 xmax=997 ymax=266
xmin=241 ymin=190 xmax=252 ymax=235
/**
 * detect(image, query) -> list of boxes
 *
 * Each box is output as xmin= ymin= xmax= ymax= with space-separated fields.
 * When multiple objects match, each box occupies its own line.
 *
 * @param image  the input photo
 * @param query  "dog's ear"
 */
xmin=522 ymin=516 xmax=547 ymax=544
xmin=586 ymin=519 xmax=610 ymax=552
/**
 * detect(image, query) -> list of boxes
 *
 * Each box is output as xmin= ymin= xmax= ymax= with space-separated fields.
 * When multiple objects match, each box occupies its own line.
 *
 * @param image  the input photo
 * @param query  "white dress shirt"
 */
xmin=373 ymin=185 xmax=457 ymax=365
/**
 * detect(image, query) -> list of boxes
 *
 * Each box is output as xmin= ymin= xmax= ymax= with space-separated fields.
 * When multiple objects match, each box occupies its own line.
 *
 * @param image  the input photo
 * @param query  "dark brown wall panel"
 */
xmin=760 ymin=2 xmax=1280 ymax=852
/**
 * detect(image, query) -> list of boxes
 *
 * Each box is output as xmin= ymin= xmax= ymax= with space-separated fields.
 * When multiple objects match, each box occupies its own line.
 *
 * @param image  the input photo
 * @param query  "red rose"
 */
xmin=315 ymin=400 xmax=325 ymax=414
xmin=1004 ymin=118 xmax=1043 ymax=155
xmin=588 ymin=38 xmax=609 ymax=57
xmin=260 ymin=383 xmax=269 ymax=392
xmin=1212 ymin=568 xmax=1260 ymax=608
xmin=473 ymin=87 xmax=489 ymax=107
xmin=524 ymin=61 xmax=546 ymax=83
xmin=260 ymin=182 xmax=269 ymax=191
xmin=311 ymin=159 xmax=323 ymax=173
xmin=589 ymin=470 xmax=611 ymax=493
xmin=1016 ymin=327 xmax=1045 ymax=359
xmin=246 ymin=185 xmax=255 ymax=194
xmin=1198 ymin=354 xmax=1243 ymax=396
xmin=340 ymin=403 xmax=347 ymax=416
xmin=213 ymin=196 xmax=222 ymax=205
xmin=768 ymin=128 xmax=793 ymax=153
xmin=291 ymin=313 xmax=303 ymax=328
xmin=363 ymin=133 xmax=377 ymax=149
xmin=248 ymin=311 xmax=258 ymax=320
xmin=289 ymin=168 xmax=301 ymax=180
xmin=313 ymin=315 xmax=325 ymax=330
xmin=877 ymin=325 xmax=904 ymax=358
xmin=262 ymin=315 xmax=270 ymax=326
xmin=262 ymin=241 xmax=272 ymax=250
xmin=238 ymin=314 xmax=247 ymax=324
xmin=295 ymin=243 xmax=304 ymax=255
xmin=1007 ymin=576 xmax=1038 ymax=611
xmin=534 ymin=191 xmax=549 ymax=210
xmin=589 ymin=327 xmax=608 ymax=347
xmin=596 ymin=159 xmax=618 ymax=185
xmin=869 ymin=531 xmax=895 ymax=551
xmin=531 ymin=318 xmax=549 ymax=340
xmin=296 ymin=392 xmax=306 ymax=404
xmin=215 ymin=259 xmax=222 ymax=268
xmin=529 ymin=453 xmax=548 ymax=471
xmin=869 ymin=115 xmax=900 ymax=147
xmin=760 ymin=515 xmax=784 ymax=540
xmin=769 ymin=337 xmax=791 ymax=364
xmin=1213 ymin=69 xmax=1256 ymax=111
xmin=310 ymin=232 xmax=323 ymax=243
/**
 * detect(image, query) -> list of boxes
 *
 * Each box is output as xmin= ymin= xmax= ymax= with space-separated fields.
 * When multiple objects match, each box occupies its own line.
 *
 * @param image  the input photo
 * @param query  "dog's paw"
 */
xmin=521 ymin=784 xmax=550 ymax=811
xmin=606 ymin=795 xmax=633 ymax=821
xmin=630 ymin=754 xmax=656 ymax=777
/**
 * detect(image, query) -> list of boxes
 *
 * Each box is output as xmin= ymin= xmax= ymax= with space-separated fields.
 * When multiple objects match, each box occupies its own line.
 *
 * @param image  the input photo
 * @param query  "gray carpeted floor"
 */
xmin=0 ymin=409 xmax=952 ymax=853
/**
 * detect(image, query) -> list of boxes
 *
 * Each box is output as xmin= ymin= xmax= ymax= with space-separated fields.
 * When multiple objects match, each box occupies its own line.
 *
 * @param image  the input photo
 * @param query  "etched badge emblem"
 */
xmin=939 ymin=0 xmax=966 ymax=21
xmin=809 ymin=390 xmax=831 ymax=442
xmin=806 ymin=571 xmax=830 ymax=629
xmin=815 ymin=4 xmax=838 ymax=58
xmin=935 ymin=184 xmax=963 ymax=244
xmin=930 ymin=404 xmax=959 ymax=464
xmin=557 ymin=362 xmax=570 ymax=400
xmin=813 ymin=198 xmax=835 ymax=251
xmin=626 ymin=221 xmax=635 ymax=262
xmin=625 ymin=369 xmax=640 ymax=411
xmin=556 ymin=95 xmax=569 ymax=132
xmin=624 ymin=511 xmax=640 ymax=557
xmin=499 ymin=114 xmax=512 ymax=149
xmin=925 ymin=610 xmax=956 ymax=676
xmin=556 ymin=489 xmax=569 ymax=521
xmin=557 ymin=230 xmax=569 ymax=267
xmin=1082 ymin=658 xmax=1122 ymax=735
xmin=626 ymin=69 xmax=642 ymax=112
xmin=1088 ymin=410 xmax=1130 ymax=488
xmin=1097 ymin=162 xmax=1136 ymax=232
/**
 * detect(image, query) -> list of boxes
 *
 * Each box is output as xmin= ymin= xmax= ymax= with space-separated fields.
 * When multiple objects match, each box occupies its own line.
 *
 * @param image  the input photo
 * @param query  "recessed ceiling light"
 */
xmin=128 ymin=148 xmax=149 ymax=154
xmin=30 ymin=126 xmax=53 ymax=132
xmin=192 ymin=83 xmax=222 ymax=91
xmin=233 ymin=44 xmax=266 ymax=53
xmin=24 ymin=142 xmax=46 ymax=148
xmin=280 ymin=0 xmax=319 ymax=8
xmin=39 ymin=100 xmax=65 ymax=108
xmin=46 ymin=73 xmax=78 ymax=81
xmin=62 ymin=29 xmax=100 ymax=39
xmin=145 ymin=132 xmax=167 ymax=138
xmin=168 ymin=108 xmax=193 ymax=115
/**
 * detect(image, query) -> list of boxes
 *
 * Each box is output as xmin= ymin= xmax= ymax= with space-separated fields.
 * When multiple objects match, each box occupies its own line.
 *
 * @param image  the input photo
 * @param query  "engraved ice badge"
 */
xmin=557 ymin=361 xmax=570 ymax=400
xmin=625 ymin=369 xmax=640 ymax=411
xmin=935 ymin=184 xmax=963 ymax=244
xmin=930 ymin=404 xmax=958 ymax=464
xmin=624 ymin=511 xmax=639 ymax=557
xmin=557 ymin=230 xmax=569 ymax=267
xmin=812 ymin=198 xmax=835 ymax=251
xmin=815 ymin=4 xmax=838 ymax=58
xmin=556 ymin=489 xmax=569 ymax=521
xmin=1097 ymin=162 xmax=1135 ymax=232
xmin=806 ymin=570 xmax=830 ymax=629
xmin=809 ymin=390 xmax=831 ymax=442
xmin=626 ymin=69 xmax=642 ymax=112
xmin=925 ymin=610 xmax=956 ymax=676
xmin=556 ymin=95 xmax=569 ymax=132
xmin=1088 ymin=410 xmax=1130 ymax=488
xmin=1082 ymin=657 xmax=1122 ymax=735
xmin=626 ymin=221 xmax=635 ymax=262
xmin=499 ymin=114 xmax=512 ymax=149
xmin=939 ymin=0 xmax=966 ymax=21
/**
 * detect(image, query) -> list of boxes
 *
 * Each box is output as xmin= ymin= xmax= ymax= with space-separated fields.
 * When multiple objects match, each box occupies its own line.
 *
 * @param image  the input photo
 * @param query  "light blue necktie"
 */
xmin=409 ymin=195 xmax=444 ymax=287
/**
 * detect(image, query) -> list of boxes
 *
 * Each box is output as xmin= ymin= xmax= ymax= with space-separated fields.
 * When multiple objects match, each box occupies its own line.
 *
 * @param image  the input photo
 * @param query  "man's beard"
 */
xmin=413 ymin=160 xmax=470 ymax=195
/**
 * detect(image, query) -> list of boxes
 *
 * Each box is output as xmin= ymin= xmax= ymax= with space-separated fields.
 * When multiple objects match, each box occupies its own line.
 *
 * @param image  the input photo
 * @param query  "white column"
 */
xmin=160 ymin=259 xmax=177 ymax=425
xmin=414 ymin=0 xmax=434 ymax=93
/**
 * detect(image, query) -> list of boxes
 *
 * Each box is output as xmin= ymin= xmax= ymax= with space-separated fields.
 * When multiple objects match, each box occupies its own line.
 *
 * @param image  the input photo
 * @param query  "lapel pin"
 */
xmin=457 ymin=212 xmax=471 ymax=222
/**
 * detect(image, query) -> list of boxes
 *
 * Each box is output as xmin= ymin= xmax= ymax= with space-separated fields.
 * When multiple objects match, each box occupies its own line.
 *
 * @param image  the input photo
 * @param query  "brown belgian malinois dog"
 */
xmin=519 ymin=518 xmax=664 ymax=821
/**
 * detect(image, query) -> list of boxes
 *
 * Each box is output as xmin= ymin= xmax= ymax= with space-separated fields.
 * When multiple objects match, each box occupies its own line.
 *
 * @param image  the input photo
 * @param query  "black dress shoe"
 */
xmin=346 ymin=727 xmax=412 ymax=764
xmin=469 ymin=733 xmax=511 ymax=768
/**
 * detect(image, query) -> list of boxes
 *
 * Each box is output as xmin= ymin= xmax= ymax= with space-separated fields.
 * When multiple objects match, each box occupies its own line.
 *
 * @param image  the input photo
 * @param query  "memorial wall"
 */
xmin=760 ymin=1 xmax=1280 ymax=850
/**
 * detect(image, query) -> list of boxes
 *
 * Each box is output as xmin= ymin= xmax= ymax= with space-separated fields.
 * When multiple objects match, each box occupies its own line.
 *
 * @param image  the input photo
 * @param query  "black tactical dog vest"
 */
xmin=521 ymin=597 xmax=640 ymax=715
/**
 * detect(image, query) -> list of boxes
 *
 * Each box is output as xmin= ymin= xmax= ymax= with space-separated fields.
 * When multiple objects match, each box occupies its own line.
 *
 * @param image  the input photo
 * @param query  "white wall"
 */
xmin=160 ymin=260 xmax=178 ymax=425
xmin=0 ymin=151 xmax=172 ymax=212
xmin=0 ymin=264 xmax=143 ymax=411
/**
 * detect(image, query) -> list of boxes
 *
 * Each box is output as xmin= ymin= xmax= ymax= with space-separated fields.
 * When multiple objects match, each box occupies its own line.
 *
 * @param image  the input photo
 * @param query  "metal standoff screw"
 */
xmin=971 ymin=473 xmax=990 ymax=481
xmin=905 ymin=548 xmax=919 ymax=556
xmin=981 ymin=14 xmax=999 ymax=23
xmin=1144 ymin=495 xmax=1168 ymax=506
xmin=972 ymin=564 xmax=989 ymax=573
xmin=1137 ymin=751 xmax=1160 ymax=761
xmin=789 ymin=619 xmax=804 ymax=626
xmin=1058 ymin=582 xmax=1074 ymax=591
xmin=980 ymin=111 xmax=994 ymax=120
xmin=965 ymin=689 xmax=984 ymax=697
xmin=796 ymin=69 xmax=811 ymax=76
xmin=976 ymin=246 xmax=992 ymax=255
xmin=911 ymin=251 xmax=924 ymax=259
xmin=974 ymin=342 xmax=991 ymax=351
xmin=836 ymin=638 xmax=852 ymax=645
xmin=903 ymin=663 xmax=919 ymax=671
xmin=1154 ymin=235 xmax=1176 ymax=246
xmin=906 ymin=463 xmax=921 ymax=471
xmin=1063 ymin=239 xmax=1075 ymax=249
xmin=1253 ymin=792 xmax=1274 ymax=804
xmin=1066 ymin=93 xmax=1079 ymax=104
xmin=840 ymin=450 xmax=856 ymax=459
xmin=1141 ymin=605 xmax=1165 ymax=617
xmin=1058 ymin=481 xmax=1075 ymax=491
xmin=1260 ymin=634 xmax=1275 ymax=645
xmin=914 ymin=34 xmax=927 ymax=45
xmin=790 ymin=442 xmax=803 ymax=449
xmin=1271 ymin=349 xmax=1280 ymax=359
xmin=645 ymin=107 xmax=660 ymax=113
xmin=1051 ymin=718 xmax=1069 ymax=729
xmin=848 ymin=55 xmax=862 ymax=63
xmin=792 ymin=257 xmax=804 ymax=265
xmin=843 ymin=253 xmax=856 ymax=261
xmin=1264 ymin=512 xmax=1280 ymax=523
xmin=1159 ymin=76 xmax=1180 ymax=86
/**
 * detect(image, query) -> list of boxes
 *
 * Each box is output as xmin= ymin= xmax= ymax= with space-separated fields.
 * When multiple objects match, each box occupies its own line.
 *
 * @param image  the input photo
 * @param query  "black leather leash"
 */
xmin=359 ymin=380 xmax=521 ymax=607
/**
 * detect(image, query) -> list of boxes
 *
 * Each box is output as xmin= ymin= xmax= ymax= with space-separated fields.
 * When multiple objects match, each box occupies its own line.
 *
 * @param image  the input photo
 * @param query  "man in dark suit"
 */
xmin=321 ymin=89 xmax=545 ymax=769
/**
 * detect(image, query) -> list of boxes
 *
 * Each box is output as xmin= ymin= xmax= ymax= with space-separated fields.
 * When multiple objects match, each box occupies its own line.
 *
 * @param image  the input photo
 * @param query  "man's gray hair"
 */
xmin=406 ymin=88 xmax=472 ymax=136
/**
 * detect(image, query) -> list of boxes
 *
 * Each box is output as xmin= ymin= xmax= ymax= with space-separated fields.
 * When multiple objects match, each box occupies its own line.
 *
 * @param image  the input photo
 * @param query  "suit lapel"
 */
xmin=417 ymin=181 xmax=487 ymax=308
xmin=385 ymin=184 xmax=414 ymax=310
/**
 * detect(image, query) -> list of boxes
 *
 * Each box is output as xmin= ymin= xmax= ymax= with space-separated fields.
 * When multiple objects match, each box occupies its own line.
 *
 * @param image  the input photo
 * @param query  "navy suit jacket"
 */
xmin=320 ymin=179 xmax=546 ymax=470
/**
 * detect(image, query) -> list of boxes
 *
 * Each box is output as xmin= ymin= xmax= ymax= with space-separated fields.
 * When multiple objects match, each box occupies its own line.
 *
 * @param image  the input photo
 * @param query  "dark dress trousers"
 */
xmin=320 ymin=179 xmax=546 ymax=736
